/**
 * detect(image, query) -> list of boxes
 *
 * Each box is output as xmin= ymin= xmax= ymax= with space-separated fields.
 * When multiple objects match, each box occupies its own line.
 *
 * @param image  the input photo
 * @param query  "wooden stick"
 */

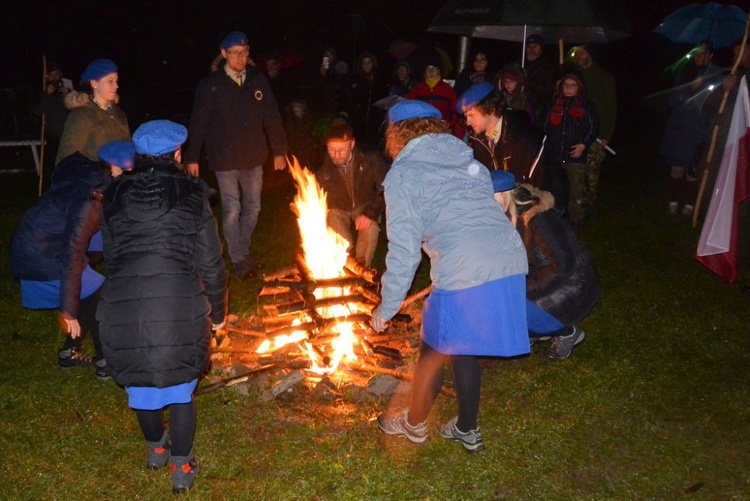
xmin=400 ymin=285 xmax=433 ymax=311
xmin=693 ymin=15 xmax=750 ymax=227
xmin=345 ymin=256 xmax=379 ymax=284
xmin=195 ymin=364 xmax=277 ymax=395
xmin=262 ymin=266 xmax=299 ymax=281
xmin=219 ymin=325 xmax=267 ymax=338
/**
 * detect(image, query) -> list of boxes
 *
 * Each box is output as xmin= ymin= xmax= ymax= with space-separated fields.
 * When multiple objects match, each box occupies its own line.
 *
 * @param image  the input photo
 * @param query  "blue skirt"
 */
xmin=422 ymin=274 xmax=529 ymax=357
xmin=126 ymin=379 xmax=198 ymax=411
xmin=20 ymin=265 xmax=105 ymax=310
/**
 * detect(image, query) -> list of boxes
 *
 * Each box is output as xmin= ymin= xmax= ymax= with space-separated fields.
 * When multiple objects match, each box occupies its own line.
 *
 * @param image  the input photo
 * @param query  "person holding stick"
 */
xmin=372 ymin=100 xmax=529 ymax=452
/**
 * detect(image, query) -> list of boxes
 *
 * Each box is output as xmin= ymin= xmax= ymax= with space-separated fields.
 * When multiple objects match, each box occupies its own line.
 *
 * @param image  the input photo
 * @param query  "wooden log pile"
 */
xmin=205 ymin=258 xmax=447 ymax=401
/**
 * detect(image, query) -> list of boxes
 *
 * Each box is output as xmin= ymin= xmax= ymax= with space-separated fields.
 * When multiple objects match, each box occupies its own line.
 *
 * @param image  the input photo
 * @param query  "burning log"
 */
xmin=365 ymin=332 xmax=416 ymax=344
xmin=195 ymin=364 xmax=277 ymax=395
xmin=268 ymin=294 xmax=372 ymax=316
xmin=260 ymin=280 xmax=316 ymax=294
xmin=259 ymin=314 xmax=305 ymax=327
xmin=355 ymin=285 xmax=381 ymax=306
xmin=262 ymin=266 xmax=299 ymax=281
xmin=294 ymin=252 xmax=317 ymax=289
xmin=344 ymin=256 xmax=379 ymax=284
xmin=265 ymin=313 xmax=372 ymax=340
xmin=218 ymin=325 xmax=267 ymax=338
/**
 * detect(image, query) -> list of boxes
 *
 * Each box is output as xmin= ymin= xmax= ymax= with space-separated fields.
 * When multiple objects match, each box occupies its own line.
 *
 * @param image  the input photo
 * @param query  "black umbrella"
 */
xmin=428 ymin=0 xmax=631 ymax=43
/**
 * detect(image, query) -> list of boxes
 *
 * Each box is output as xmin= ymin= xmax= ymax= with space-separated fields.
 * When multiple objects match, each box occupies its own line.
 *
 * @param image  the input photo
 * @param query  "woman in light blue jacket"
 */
xmin=372 ymin=101 xmax=529 ymax=452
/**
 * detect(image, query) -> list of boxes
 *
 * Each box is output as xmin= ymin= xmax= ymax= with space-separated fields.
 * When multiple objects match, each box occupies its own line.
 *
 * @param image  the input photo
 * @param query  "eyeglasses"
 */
xmin=474 ymin=57 xmax=487 ymax=62
xmin=563 ymin=82 xmax=579 ymax=88
xmin=226 ymin=50 xmax=250 ymax=58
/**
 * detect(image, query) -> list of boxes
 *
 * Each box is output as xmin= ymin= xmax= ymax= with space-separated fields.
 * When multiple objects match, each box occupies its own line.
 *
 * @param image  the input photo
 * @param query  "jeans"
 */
xmin=215 ymin=167 xmax=263 ymax=264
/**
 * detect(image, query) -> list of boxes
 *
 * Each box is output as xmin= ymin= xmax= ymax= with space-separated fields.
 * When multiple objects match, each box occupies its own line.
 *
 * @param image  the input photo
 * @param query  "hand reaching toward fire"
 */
xmin=58 ymin=312 xmax=82 ymax=339
xmin=370 ymin=311 xmax=389 ymax=333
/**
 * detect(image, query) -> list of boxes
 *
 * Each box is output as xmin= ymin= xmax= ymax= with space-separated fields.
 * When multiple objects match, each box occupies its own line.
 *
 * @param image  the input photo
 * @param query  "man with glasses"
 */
xmin=315 ymin=123 xmax=387 ymax=268
xmin=186 ymin=31 xmax=287 ymax=280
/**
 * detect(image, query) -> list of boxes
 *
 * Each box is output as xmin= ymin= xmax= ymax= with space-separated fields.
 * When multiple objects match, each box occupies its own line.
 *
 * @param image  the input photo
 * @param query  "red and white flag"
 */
xmin=695 ymin=76 xmax=750 ymax=283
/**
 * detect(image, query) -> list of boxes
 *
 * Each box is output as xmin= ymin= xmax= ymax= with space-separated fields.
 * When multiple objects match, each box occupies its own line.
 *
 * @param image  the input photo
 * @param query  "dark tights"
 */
xmin=407 ymin=341 xmax=481 ymax=432
xmin=135 ymin=401 xmax=196 ymax=456
xmin=61 ymin=289 xmax=103 ymax=359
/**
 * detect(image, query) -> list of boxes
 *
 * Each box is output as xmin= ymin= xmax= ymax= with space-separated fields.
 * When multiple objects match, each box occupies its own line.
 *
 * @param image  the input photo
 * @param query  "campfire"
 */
xmin=206 ymin=158 xmax=447 ymax=400
xmin=255 ymin=158 xmax=382 ymax=374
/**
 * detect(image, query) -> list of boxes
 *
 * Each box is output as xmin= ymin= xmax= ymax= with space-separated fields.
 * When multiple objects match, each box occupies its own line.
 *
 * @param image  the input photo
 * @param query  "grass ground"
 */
xmin=0 ymin=128 xmax=748 ymax=500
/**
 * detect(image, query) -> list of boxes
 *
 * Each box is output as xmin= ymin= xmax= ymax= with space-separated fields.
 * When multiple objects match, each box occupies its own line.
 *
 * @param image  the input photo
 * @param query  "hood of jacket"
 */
xmin=395 ymin=133 xmax=478 ymax=171
xmin=50 ymin=151 xmax=108 ymax=188
xmin=63 ymin=91 xmax=91 ymax=110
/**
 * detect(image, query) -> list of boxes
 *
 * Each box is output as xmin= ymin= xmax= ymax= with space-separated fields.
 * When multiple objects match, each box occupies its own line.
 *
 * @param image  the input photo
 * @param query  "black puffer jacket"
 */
xmin=516 ymin=185 xmax=600 ymax=325
xmin=97 ymin=158 xmax=228 ymax=388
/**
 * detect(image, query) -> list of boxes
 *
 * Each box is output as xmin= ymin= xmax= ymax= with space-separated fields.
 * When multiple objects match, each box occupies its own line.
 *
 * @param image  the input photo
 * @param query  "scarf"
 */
xmin=549 ymin=96 xmax=586 ymax=126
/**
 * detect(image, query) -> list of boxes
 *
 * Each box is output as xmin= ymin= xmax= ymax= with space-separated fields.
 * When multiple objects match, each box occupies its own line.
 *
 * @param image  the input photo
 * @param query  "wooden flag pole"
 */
xmin=693 ymin=15 xmax=750 ymax=227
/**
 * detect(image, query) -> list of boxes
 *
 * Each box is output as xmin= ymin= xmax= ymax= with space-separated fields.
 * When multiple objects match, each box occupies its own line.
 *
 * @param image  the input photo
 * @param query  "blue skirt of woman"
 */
xmin=422 ymin=274 xmax=529 ymax=357
xmin=126 ymin=379 xmax=198 ymax=411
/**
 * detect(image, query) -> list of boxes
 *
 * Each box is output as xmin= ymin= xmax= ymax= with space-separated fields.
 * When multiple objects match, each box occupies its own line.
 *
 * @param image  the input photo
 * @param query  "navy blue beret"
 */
xmin=457 ymin=82 xmax=494 ymax=114
xmin=388 ymin=100 xmax=442 ymax=124
xmin=490 ymin=170 xmax=516 ymax=193
xmin=220 ymin=31 xmax=249 ymax=49
xmin=132 ymin=120 xmax=188 ymax=156
xmin=98 ymin=141 xmax=136 ymax=170
xmin=81 ymin=59 xmax=118 ymax=82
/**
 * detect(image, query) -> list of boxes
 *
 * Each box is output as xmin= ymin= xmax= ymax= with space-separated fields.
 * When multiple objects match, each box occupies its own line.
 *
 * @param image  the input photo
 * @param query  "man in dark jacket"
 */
xmin=185 ymin=31 xmax=287 ymax=280
xmin=316 ymin=123 xmax=387 ymax=267
xmin=458 ymin=82 xmax=546 ymax=186
xmin=10 ymin=152 xmax=109 ymax=373
xmin=98 ymin=120 xmax=227 ymax=494
xmin=523 ymin=34 xmax=558 ymax=126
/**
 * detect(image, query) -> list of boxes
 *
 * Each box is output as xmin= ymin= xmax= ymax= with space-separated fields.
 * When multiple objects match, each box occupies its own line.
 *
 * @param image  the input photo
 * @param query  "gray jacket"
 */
xmin=377 ymin=133 xmax=527 ymax=320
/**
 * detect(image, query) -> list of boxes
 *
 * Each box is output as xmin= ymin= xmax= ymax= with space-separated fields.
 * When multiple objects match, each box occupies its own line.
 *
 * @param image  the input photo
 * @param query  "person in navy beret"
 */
xmin=56 ymin=59 xmax=129 ymax=165
xmin=185 ymin=31 xmax=287 ymax=280
xmin=97 ymin=120 xmax=227 ymax=494
xmin=373 ymin=101 xmax=529 ymax=453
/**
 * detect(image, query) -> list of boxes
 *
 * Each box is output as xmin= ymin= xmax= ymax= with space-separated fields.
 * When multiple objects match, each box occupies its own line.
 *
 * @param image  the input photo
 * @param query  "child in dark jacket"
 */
xmin=543 ymin=73 xmax=599 ymax=227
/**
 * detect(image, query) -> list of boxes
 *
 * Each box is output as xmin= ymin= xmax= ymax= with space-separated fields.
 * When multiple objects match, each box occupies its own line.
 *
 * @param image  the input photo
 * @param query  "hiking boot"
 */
xmin=58 ymin=347 xmax=93 ymax=369
xmin=95 ymin=358 xmax=111 ymax=381
xmin=546 ymin=326 xmax=586 ymax=360
xmin=377 ymin=409 xmax=428 ymax=444
xmin=146 ymin=431 xmax=171 ymax=470
xmin=438 ymin=416 xmax=484 ymax=453
xmin=529 ymin=335 xmax=552 ymax=347
xmin=170 ymin=450 xmax=200 ymax=494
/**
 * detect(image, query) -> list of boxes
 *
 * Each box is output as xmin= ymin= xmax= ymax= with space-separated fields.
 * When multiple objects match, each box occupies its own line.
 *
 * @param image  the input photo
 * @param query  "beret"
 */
xmin=490 ymin=170 xmax=516 ymax=192
xmin=132 ymin=120 xmax=188 ymax=156
xmin=98 ymin=141 xmax=135 ymax=170
xmin=456 ymin=82 xmax=494 ymax=114
xmin=220 ymin=31 xmax=249 ymax=49
xmin=388 ymin=100 xmax=442 ymax=124
xmin=81 ymin=59 xmax=118 ymax=82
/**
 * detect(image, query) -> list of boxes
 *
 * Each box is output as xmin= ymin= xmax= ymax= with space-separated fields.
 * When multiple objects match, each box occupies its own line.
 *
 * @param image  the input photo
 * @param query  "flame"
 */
xmin=257 ymin=157 xmax=359 ymax=374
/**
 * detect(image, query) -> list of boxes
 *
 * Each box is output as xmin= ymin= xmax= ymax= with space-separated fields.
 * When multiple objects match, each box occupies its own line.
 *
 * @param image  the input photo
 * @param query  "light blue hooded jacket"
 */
xmin=377 ymin=133 xmax=528 ymax=320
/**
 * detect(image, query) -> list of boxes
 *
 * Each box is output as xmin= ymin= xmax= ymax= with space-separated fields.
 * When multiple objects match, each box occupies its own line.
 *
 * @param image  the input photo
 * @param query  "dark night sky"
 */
xmin=3 ymin=0 xmax=750 ymax=130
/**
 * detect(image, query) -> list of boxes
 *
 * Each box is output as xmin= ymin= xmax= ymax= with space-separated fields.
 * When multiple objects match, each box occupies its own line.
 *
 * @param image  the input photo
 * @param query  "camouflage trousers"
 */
xmin=585 ymin=142 xmax=606 ymax=213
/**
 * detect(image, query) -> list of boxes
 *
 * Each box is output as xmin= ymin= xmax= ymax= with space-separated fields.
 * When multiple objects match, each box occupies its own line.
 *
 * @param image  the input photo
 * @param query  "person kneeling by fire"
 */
xmin=371 ymin=101 xmax=530 ymax=452
xmin=490 ymin=170 xmax=600 ymax=359
xmin=315 ymin=123 xmax=388 ymax=268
